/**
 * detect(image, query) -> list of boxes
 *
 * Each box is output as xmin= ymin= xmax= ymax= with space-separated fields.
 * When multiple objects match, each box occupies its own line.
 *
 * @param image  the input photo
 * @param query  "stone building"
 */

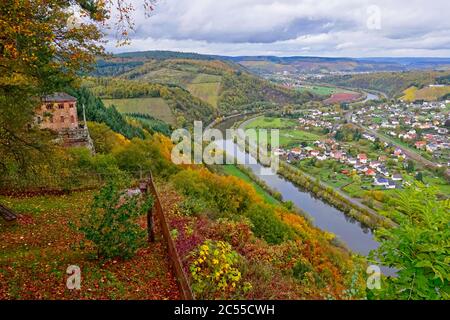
xmin=37 ymin=93 xmax=79 ymax=131
xmin=36 ymin=93 xmax=94 ymax=152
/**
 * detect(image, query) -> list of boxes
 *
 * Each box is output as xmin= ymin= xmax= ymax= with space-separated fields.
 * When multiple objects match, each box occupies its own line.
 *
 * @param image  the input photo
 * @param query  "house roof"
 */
xmin=43 ymin=92 xmax=77 ymax=102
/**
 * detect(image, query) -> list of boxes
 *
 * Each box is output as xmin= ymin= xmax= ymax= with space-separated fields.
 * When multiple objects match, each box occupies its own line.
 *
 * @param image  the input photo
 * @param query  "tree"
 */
xmin=406 ymin=160 xmax=415 ymax=173
xmin=0 ymin=0 xmax=155 ymax=177
xmin=369 ymin=183 xmax=450 ymax=300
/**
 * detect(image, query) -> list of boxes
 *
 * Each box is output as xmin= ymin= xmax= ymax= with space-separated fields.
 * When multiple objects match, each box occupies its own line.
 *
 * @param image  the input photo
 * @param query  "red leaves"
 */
xmin=0 ymin=190 xmax=180 ymax=300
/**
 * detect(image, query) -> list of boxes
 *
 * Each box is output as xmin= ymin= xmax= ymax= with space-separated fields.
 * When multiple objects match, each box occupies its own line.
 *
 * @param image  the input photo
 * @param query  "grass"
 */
xmin=0 ymin=191 xmax=180 ymax=300
xmin=245 ymin=116 xmax=298 ymax=129
xmin=190 ymin=74 xmax=222 ymax=84
xmin=296 ymin=85 xmax=352 ymax=97
xmin=103 ymin=97 xmax=176 ymax=125
xmin=244 ymin=117 xmax=322 ymax=147
xmin=222 ymin=165 xmax=279 ymax=205
xmin=135 ymin=68 xmax=196 ymax=86
xmin=297 ymin=161 xmax=353 ymax=189
xmin=187 ymin=82 xmax=221 ymax=107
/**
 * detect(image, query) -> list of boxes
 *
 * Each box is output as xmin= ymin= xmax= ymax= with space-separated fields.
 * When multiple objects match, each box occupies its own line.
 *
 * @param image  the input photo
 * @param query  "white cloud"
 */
xmin=105 ymin=0 xmax=450 ymax=57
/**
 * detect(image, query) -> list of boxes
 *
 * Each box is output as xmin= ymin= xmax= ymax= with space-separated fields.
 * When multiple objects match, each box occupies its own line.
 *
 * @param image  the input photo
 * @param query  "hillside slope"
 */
xmin=321 ymin=71 xmax=450 ymax=98
xmin=94 ymin=56 xmax=314 ymax=118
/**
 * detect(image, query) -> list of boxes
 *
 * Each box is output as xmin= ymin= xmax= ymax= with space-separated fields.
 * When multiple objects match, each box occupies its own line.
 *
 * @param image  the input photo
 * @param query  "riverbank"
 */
xmin=235 ymin=116 xmax=395 ymax=230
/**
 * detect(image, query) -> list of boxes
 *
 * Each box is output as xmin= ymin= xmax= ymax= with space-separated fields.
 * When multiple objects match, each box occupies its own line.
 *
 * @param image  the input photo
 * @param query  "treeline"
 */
xmin=92 ymin=60 xmax=145 ymax=77
xmin=277 ymin=163 xmax=393 ymax=229
xmin=219 ymin=72 xmax=314 ymax=113
xmin=67 ymin=87 xmax=145 ymax=139
xmin=86 ymin=77 xmax=166 ymax=99
xmin=436 ymin=74 xmax=450 ymax=85
xmin=92 ymin=57 xmax=313 ymax=117
xmin=124 ymin=113 xmax=172 ymax=136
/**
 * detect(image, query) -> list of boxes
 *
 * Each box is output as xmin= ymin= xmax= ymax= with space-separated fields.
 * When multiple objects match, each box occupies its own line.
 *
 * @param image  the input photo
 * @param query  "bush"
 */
xmin=245 ymin=204 xmax=295 ymax=245
xmin=292 ymin=260 xmax=314 ymax=281
xmin=189 ymin=240 xmax=252 ymax=299
xmin=79 ymin=182 xmax=154 ymax=260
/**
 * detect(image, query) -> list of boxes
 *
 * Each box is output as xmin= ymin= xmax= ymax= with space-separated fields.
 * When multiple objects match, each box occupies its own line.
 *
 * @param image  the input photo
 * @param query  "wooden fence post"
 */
xmin=139 ymin=181 xmax=154 ymax=243
xmin=146 ymin=173 xmax=194 ymax=300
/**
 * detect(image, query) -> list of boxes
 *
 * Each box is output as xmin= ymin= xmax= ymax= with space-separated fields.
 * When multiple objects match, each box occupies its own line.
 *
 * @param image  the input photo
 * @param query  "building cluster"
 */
xmin=274 ymin=136 xmax=406 ymax=190
xmin=352 ymin=101 xmax=450 ymax=166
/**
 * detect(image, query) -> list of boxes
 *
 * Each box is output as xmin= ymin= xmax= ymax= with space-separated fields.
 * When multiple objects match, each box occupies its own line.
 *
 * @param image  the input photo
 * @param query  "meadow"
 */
xmin=186 ymin=74 xmax=222 ymax=107
xmin=244 ymin=116 xmax=322 ymax=147
xmin=244 ymin=116 xmax=297 ymax=129
xmin=297 ymin=85 xmax=351 ymax=97
xmin=103 ymin=98 xmax=177 ymax=125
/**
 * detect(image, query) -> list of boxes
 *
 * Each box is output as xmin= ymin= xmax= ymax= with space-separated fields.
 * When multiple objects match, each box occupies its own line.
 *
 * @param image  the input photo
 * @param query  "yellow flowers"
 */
xmin=189 ymin=240 xmax=251 ymax=299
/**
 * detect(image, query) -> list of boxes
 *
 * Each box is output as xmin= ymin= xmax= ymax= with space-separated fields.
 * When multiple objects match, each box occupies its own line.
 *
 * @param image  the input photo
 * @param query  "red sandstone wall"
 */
xmin=37 ymin=101 xmax=79 ymax=131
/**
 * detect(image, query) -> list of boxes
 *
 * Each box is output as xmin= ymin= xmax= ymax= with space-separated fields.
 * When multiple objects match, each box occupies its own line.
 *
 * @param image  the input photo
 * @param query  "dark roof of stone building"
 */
xmin=43 ymin=92 xmax=77 ymax=102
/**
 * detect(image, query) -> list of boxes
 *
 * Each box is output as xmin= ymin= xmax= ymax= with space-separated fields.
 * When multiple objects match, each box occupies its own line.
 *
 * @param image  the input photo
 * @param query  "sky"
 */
xmin=105 ymin=0 xmax=450 ymax=58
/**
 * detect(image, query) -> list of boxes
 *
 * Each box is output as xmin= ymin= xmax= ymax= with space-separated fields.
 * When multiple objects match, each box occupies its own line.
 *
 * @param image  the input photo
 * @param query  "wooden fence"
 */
xmin=146 ymin=173 xmax=194 ymax=300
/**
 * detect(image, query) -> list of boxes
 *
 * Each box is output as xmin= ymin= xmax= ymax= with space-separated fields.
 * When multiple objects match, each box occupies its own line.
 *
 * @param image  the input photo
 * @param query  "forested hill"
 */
xmin=92 ymin=55 xmax=314 ymax=122
xmin=321 ymin=70 xmax=450 ymax=98
xmin=97 ymin=51 xmax=450 ymax=76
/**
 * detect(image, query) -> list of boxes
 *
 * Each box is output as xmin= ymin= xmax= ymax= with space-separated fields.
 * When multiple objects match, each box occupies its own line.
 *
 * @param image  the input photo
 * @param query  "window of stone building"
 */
xmin=46 ymin=104 xmax=53 ymax=110
xmin=58 ymin=103 xmax=64 ymax=109
xmin=69 ymin=103 xmax=74 ymax=108
xmin=60 ymin=116 xmax=65 ymax=123
xmin=70 ymin=115 xmax=75 ymax=123
xmin=50 ymin=117 xmax=54 ymax=123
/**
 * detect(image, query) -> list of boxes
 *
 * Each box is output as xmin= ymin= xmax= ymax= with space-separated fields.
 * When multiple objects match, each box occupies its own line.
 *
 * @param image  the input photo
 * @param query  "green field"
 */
xmin=245 ymin=116 xmax=298 ymax=129
xmin=222 ymin=165 xmax=279 ymax=205
xmin=277 ymin=130 xmax=321 ymax=147
xmin=190 ymin=74 xmax=222 ymax=84
xmin=187 ymin=82 xmax=221 ymax=107
xmin=246 ymin=129 xmax=322 ymax=147
xmin=297 ymin=85 xmax=351 ymax=97
xmin=103 ymin=97 xmax=176 ymax=125
xmin=186 ymin=74 xmax=222 ymax=107
xmin=245 ymin=116 xmax=321 ymax=147
xmin=138 ymin=68 xmax=195 ymax=86
xmin=297 ymin=160 xmax=353 ymax=189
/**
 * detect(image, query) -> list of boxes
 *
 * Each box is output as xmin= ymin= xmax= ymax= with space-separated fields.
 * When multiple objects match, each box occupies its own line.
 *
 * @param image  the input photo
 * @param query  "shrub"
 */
xmin=189 ymin=240 xmax=252 ymax=299
xmin=179 ymin=197 xmax=209 ymax=216
xmin=79 ymin=182 xmax=154 ymax=260
xmin=245 ymin=204 xmax=295 ymax=245
xmin=292 ymin=260 xmax=314 ymax=281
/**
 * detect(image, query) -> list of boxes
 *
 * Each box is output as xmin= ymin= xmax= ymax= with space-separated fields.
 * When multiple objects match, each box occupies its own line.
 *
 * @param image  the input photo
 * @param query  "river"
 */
xmin=362 ymin=92 xmax=379 ymax=102
xmin=214 ymin=138 xmax=394 ymax=276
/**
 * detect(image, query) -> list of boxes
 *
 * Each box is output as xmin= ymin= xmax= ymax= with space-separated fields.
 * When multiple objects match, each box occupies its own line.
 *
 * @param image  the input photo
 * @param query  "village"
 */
xmin=351 ymin=100 xmax=450 ymax=167
xmin=267 ymin=99 xmax=449 ymax=197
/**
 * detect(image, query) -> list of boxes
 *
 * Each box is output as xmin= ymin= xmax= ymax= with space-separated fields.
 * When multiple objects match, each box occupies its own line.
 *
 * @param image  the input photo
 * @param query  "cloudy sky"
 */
xmin=106 ymin=0 xmax=450 ymax=57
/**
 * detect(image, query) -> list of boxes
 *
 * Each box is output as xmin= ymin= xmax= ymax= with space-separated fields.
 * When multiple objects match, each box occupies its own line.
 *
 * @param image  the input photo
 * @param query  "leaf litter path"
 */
xmin=0 ymin=190 xmax=180 ymax=300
